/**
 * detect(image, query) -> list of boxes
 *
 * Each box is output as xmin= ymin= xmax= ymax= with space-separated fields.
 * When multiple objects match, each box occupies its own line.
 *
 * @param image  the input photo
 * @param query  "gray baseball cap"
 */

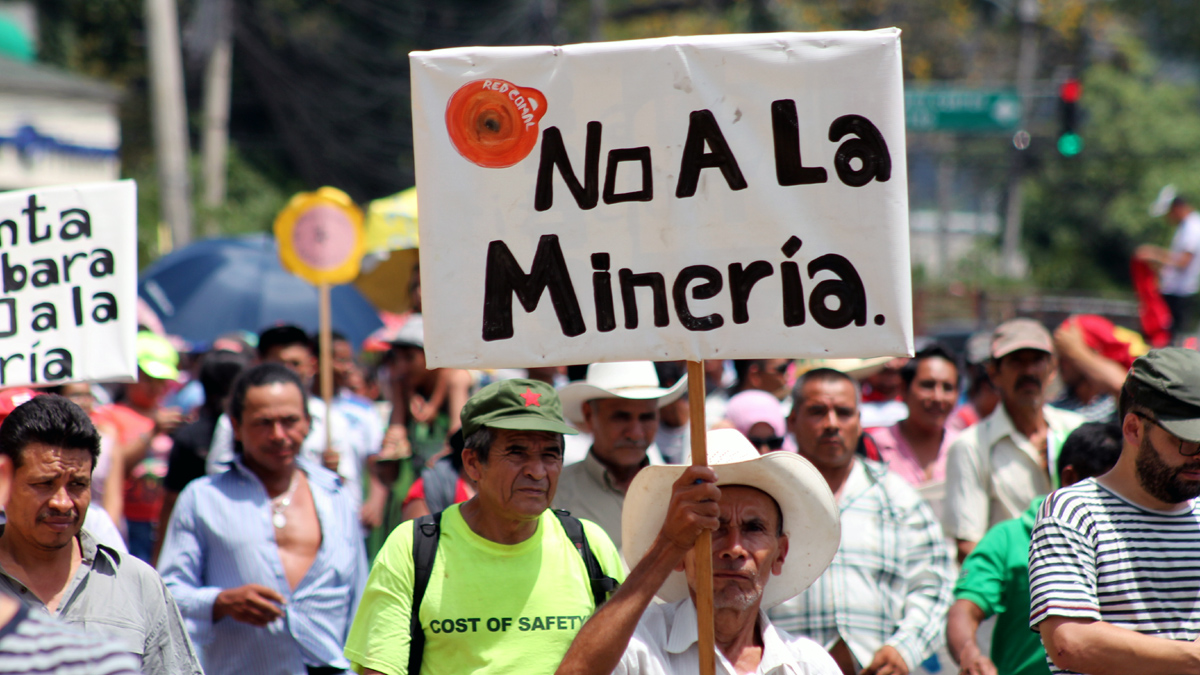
xmin=1129 ymin=348 xmax=1200 ymax=442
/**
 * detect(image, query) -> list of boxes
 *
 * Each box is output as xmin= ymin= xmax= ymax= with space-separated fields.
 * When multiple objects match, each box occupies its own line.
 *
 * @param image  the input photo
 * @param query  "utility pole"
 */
xmin=145 ymin=0 xmax=193 ymax=250
xmin=1001 ymin=0 xmax=1038 ymax=277
xmin=201 ymin=0 xmax=233 ymax=236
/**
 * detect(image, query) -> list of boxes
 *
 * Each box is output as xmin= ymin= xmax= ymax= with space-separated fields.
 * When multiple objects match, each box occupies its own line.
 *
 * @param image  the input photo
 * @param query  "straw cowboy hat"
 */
xmin=558 ymin=361 xmax=687 ymax=425
xmin=621 ymin=428 xmax=840 ymax=609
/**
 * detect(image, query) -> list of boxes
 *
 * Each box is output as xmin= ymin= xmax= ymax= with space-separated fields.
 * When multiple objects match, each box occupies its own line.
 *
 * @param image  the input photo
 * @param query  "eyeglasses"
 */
xmin=773 ymin=361 xmax=791 ymax=375
xmin=747 ymin=435 xmax=785 ymax=451
xmin=1134 ymin=412 xmax=1200 ymax=456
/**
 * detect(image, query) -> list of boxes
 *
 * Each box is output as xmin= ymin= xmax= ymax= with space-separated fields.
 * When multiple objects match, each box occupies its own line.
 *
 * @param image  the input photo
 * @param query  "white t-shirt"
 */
xmin=1161 ymin=211 xmax=1200 ymax=295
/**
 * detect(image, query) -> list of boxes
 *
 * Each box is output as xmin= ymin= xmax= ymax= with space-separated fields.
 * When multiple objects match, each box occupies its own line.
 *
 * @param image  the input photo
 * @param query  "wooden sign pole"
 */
xmin=687 ymin=359 xmax=715 ymax=675
xmin=318 ymin=282 xmax=337 ymax=470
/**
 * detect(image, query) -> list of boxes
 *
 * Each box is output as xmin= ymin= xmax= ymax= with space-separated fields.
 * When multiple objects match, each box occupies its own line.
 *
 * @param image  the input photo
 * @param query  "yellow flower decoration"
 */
xmin=274 ymin=186 xmax=365 ymax=285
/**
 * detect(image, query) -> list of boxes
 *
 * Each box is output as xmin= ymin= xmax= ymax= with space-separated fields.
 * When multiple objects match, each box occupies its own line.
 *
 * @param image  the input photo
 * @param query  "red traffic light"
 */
xmin=1060 ymin=79 xmax=1082 ymax=103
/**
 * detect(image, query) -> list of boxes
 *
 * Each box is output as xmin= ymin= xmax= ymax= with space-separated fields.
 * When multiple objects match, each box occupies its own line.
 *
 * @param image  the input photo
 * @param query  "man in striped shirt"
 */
xmin=1029 ymin=348 xmax=1200 ymax=675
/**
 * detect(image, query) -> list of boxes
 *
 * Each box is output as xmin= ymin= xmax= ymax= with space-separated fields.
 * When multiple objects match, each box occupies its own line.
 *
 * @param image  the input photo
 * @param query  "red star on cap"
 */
xmin=520 ymin=387 xmax=542 ymax=407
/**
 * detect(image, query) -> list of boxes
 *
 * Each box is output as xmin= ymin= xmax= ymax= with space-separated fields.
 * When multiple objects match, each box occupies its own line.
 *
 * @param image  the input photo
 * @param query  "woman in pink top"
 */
xmin=867 ymin=345 xmax=960 ymax=487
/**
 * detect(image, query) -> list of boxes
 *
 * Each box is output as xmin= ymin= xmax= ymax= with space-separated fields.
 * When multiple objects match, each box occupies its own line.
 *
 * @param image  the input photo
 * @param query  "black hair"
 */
xmin=966 ymin=362 xmax=993 ymax=398
xmin=899 ymin=345 xmax=960 ymax=389
xmin=1172 ymin=196 xmax=1189 ymax=210
xmin=0 ymin=395 xmax=100 ymax=470
xmin=257 ymin=324 xmax=313 ymax=359
xmin=200 ymin=349 xmax=253 ymax=417
xmin=791 ymin=367 xmax=859 ymax=407
xmin=228 ymin=363 xmax=310 ymax=424
xmin=654 ymin=361 xmax=687 ymax=388
xmin=448 ymin=429 xmax=465 ymax=472
xmin=1057 ymin=422 xmax=1122 ymax=483
xmin=732 ymin=360 xmax=763 ymax=389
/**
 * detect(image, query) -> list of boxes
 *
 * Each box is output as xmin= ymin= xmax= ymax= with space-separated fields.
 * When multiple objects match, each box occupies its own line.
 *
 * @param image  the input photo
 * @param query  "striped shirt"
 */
xmin=1028 ymin=479 xmax=1200 ymax=674
xmin=0 ymin=602 xmax=143 ymax=675
xmin=768 ymin=459 xmax=955 ymax=671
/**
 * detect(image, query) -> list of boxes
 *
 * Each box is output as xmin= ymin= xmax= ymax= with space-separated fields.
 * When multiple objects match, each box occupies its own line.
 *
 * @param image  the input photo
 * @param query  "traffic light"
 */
xmin=1058 ymin=79 xmax=1083 ymax=156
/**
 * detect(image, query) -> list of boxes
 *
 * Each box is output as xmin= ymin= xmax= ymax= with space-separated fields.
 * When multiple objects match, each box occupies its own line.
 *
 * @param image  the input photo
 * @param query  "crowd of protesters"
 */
xmin=1 ymin=298 xmax=1199 ymax=675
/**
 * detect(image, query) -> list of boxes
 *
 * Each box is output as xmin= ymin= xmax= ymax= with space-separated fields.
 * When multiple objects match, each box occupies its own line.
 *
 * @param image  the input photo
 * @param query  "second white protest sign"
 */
xmin=412 ymin=30 xmax=912 ymax=368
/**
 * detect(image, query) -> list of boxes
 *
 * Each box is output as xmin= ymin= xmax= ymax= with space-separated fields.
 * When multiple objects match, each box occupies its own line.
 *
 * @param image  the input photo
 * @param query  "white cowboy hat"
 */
xmin=558 ymin=361 xmax=687 ymax=425
xmin=621 ymin=428 xmax=840 ymax=609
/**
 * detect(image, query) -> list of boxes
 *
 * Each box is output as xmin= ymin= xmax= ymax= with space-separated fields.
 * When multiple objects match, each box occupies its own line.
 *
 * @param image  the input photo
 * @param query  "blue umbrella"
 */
xmin=138 ymin=234 xmax=384 ymax=348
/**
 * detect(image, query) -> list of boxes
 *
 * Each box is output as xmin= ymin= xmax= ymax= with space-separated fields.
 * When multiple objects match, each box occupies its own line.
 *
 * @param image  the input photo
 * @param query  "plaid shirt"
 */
xmin=768 ymin=458 xmax=954 ymax=671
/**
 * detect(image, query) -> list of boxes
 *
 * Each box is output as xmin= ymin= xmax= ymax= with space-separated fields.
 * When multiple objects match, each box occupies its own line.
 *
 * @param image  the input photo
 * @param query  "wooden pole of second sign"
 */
xmin=318 ymin=283 xmax=337 ymax=471
xmin=687 ymin=360 xmax=715 ymax=675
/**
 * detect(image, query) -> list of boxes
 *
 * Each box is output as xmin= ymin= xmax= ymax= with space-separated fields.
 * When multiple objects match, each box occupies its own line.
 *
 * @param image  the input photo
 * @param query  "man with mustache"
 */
xmin=0 ymin=395 xmax=201 ymax=675
xmin=345 ymin=379 xmax=625 ymax=675
xmin=768 ymin=369 xmax=954 ymax=675
xmin=1029 ymin=348 xmax=1200 ymax=675
xmin=944 ymin=319 xmax=1085 ymax=563
xmin=554 ymin=362 xmax=686 ymax=549
xmin=555 ymin=429 xmax=842 ymax=675
xmin=159 ymin=363 xmax=368 ymax=675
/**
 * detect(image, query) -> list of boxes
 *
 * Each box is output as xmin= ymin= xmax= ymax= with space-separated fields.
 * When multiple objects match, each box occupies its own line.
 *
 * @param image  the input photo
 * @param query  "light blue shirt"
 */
xmin=157 ymin=456 xmax=368 ymax=675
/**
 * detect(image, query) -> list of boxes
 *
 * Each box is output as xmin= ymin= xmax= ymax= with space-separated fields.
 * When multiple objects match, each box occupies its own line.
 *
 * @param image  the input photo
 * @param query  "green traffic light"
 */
xmin=1058 ymin=132 xmax=1083 ymax=156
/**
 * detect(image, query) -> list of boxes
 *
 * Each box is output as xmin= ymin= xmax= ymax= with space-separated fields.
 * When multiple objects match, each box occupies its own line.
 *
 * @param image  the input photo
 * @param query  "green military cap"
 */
xmin=461 ymin=378 xmax=579 ymax=438
xmin=1129 ymin=348 xmax=1200 ymax=442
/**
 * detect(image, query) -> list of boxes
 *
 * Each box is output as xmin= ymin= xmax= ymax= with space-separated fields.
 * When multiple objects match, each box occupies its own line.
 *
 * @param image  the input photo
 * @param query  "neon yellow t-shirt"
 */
xmin=345 ymin=504 xmax=626 ymax=675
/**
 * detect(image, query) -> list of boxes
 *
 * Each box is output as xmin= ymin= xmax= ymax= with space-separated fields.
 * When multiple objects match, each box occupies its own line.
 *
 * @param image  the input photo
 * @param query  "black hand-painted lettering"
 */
xmin=0 ymin=298 xmax=14 ymax=338
xmin=482 ymin=236 xmax=585 ymax=341
xmin=591 ymin=253 xmax=615 ymax=332
xmin=781 ymin=261 xmax=805 ymax=327
xmin=807 ymin=254 xmax=867 ymax=328
xmin=535 ymin=123 xmax=602 ymax=211
xmin=619 ymin=269 xmax=669 ymax=329
xmin=828 ymin=115 xmax=891 ymax=187
xmin=727 ymin=261 xmax=773 ymax=324
xmin=673 ymin=265 xmax=724 ymax=331
xmin=24 ymin=195 xmax=48 ymax=243
xmin=58 ymin=209 xmax=92 ymax=240
xmin=603 ymin=147 xmax=653 ymax=204
xmin=676 ymin=110 xmax=748 ymax=198
xmin=771 ymin=100 xmax=828 ymax=186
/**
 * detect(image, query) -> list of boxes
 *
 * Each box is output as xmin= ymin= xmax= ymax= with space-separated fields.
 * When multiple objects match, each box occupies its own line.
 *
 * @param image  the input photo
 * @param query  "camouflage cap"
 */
xmin=461 ymin=378 xmax=578 ymax=438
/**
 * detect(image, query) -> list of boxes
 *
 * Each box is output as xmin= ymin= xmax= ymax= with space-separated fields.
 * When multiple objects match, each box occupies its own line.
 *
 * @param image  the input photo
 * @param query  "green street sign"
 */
xmin=905 ymin=88 xmax=1022 ymax=132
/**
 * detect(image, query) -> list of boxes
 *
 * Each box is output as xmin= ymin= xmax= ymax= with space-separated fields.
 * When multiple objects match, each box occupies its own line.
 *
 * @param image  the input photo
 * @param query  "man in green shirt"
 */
xmin=947 ymin=421 xmax=1122 ymax=675
xmin=345 ymin=378 xmax=626 ymax=675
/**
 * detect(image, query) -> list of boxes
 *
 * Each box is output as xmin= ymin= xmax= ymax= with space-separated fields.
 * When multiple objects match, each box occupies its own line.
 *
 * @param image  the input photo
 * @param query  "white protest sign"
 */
xmin=412 ymin=30 xmax=913 ymax=368
xmin=0 ymin=180 xmax=137 ymax=386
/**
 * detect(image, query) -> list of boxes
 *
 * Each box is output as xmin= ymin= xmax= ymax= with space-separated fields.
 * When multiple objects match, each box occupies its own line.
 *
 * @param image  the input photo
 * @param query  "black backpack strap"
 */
xmin=408 ymin=512 xmax=442 ymax=675
xmin=553 ymin=509 xmax=619 ymax=608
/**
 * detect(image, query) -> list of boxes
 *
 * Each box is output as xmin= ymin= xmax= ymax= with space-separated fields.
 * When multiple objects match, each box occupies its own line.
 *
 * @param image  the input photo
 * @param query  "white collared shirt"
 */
xmin=943 ymin=403 xmax=1085 ymax=542
xmin=615 ymin=597 xmax=841 ymax=675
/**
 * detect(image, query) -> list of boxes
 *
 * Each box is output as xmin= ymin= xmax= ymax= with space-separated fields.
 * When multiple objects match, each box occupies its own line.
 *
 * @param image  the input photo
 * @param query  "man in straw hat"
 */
xmin=554 ymin=361 xmax=686 ymax=549
xmin=555 ymin=428 xmax=842 ymax=675
xmin=1029 ymin=348 xmax=1200 ymax=675
xmin=345 ymin=378 xmax=625 ymax=675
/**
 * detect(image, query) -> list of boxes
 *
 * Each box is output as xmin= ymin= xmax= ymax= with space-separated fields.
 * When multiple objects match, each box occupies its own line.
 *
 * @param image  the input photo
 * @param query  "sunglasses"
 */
xmin=1134 ymin=412 xmax=1200 ymax=457
xmin=747 ymin=435 xmax=785 ymax=450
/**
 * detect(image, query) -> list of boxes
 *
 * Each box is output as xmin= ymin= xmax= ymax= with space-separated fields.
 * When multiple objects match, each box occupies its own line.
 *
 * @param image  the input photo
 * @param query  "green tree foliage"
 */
xmin=1022 ymin=38 xmax=1200 ymax=290
xmin=129 ymin=149 xmax=292 ymax=266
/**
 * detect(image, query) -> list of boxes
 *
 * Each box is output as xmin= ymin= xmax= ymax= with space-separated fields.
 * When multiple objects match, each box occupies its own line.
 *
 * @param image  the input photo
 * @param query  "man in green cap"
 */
xmin=344 ymin=379 xmax=625 ymax=675
xmin=1029 ymin=348 xmax=1200 ymax=675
